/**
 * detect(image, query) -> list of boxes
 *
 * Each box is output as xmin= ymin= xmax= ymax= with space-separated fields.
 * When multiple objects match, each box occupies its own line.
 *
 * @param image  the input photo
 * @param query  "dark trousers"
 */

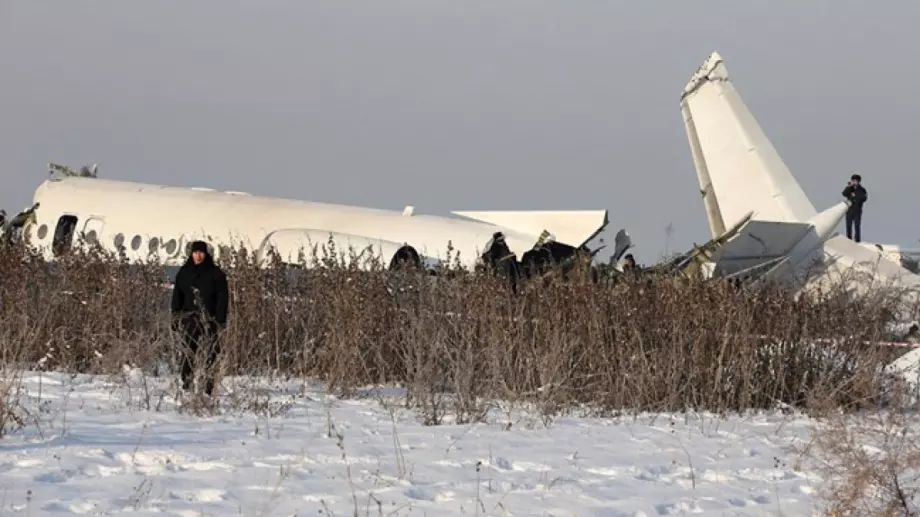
xmin=845 ymin=210 xmax=862 ymax=243
xmin=177 ymin=314 xmax=221 ymax=395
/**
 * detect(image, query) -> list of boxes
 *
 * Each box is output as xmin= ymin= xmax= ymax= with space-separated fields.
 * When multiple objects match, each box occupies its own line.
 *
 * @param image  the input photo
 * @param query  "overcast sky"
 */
xmin=2 ymin=0 xmax=918 ymax=263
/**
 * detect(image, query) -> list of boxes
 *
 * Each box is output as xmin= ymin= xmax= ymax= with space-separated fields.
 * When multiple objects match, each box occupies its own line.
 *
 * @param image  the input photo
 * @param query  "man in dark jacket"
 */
xmin=841 ymin=174 xmax=868 ymax=242
xmin=622 ymin=253 xmax=637 ymax=271
xmin=170 ymin=241 xmax=229 ymax=396
xmin=481 ymin=232 xmax=520 ymax=293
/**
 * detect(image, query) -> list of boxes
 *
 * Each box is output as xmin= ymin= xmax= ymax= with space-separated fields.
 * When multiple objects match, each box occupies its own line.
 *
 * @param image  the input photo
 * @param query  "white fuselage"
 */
xmin=25 ymin=175 xmax=603 ymax=270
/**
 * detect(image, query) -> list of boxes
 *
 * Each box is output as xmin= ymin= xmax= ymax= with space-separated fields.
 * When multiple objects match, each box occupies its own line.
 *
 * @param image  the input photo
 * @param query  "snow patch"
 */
xmin=0 ymin=371 xmax=823 ymax=516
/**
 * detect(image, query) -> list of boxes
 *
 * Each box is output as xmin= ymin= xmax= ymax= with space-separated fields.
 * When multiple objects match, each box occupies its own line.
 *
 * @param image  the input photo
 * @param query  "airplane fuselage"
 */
xmin=20 ymin=174 xmax=607 ymax=272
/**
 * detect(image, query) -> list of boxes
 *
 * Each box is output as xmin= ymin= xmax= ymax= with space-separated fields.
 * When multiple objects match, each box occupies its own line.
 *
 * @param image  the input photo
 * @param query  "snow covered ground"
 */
xmin=0 ymin=371 xmax=826 ymax=516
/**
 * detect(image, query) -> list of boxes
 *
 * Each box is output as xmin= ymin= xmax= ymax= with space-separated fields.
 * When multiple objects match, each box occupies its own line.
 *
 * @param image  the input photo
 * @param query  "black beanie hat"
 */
xmin=190 ymin=241 xmax=208 ymax=254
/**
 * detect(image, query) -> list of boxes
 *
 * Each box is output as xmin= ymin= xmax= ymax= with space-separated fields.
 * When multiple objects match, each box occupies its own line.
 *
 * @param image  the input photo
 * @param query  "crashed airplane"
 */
xmin=676 ymin=51 xmax=920 ymax=391
xmin=674 ymin=51 xmax=920 ymax=298
xmin=0 ymin=163 xmax=623 ymax=280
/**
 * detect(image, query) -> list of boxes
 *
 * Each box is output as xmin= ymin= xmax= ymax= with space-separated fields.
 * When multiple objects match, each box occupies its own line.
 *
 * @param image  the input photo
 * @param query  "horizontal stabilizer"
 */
xmin=743 ymin=256 xmax=792 ymax=286
xmin=709 ymin=202 xmax=848 ymax=278
xmin=450 ymin=210 xmax=609 ymax=248
xmin=710 ymin=220 xmax=811 ymax=263
xmin=715 ymin=255 xmax=792 ymax=287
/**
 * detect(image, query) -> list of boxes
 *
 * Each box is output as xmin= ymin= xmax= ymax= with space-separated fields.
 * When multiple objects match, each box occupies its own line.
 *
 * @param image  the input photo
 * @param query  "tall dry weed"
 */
xmin=4 ymin=237 xmax=920 ymax=514
xmin=799 ymin=381 xmax=920 ymax=516
xmin=1 ymin=238 xmax=912 ymax=422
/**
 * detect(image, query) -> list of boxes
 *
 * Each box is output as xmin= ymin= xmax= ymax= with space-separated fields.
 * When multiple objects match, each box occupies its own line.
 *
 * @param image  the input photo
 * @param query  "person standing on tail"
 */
xmin=170 ymin=241 xmax=229 ymax=396
xmin=842 ymin=174 xmax=868 ymax=242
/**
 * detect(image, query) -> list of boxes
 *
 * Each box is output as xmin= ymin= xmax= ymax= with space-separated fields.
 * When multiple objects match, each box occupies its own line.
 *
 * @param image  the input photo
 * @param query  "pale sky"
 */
xmin=2 ymin=0 xmax=918 ymax=264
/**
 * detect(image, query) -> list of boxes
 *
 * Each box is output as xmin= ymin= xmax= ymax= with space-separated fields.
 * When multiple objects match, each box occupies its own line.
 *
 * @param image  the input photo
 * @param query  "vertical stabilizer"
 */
xmin=679 ymin=52 xmax=818 ymax=227
xmin=682 ymin=102 xmax=726 ymax=239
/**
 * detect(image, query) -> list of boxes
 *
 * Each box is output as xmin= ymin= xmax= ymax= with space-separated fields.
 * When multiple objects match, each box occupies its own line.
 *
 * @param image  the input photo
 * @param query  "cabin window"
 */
xmin=165 ymin=239 xmax=177 ymax=255
xmin=52 ymin=215 xmax=78 ymax=256
xmin=36 ymin=224 xmax=48 ymax=240
xmin=148 ymin=237 xmax=160 ymax=255
xmin=131 ymin=235 xmax=141 ymax=250
xmin=114 ymin=233 xmax=125 ymax=249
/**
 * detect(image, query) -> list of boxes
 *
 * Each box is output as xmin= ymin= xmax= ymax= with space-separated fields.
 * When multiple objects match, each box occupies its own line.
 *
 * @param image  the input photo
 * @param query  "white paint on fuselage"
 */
xmin=26 ymin=175 xmax=608 ymax=271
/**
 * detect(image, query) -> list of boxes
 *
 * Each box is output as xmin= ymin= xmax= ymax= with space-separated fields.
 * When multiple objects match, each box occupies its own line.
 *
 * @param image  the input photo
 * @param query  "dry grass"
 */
xmin=4 ymin=238 xmax=920 ymax=513
xmin=803 ymin=407 xmax=920 ymax=516
xmin=0 ymin=238 xmax=912 ymax=420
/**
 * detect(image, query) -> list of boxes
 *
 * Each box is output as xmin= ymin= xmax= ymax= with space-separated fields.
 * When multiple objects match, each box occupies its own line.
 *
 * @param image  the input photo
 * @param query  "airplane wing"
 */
xmin=819 ymin=235 xmax=920 ymax=290
xmin=728 ymin=235 xmax=920 ymax=292
xmin=450 ymin=210 xmax=609 ymax=249
xmin=860 ymin=242 xmax=920 ymax=260
xmin=858 ymin=242 xmax=920 ymax=273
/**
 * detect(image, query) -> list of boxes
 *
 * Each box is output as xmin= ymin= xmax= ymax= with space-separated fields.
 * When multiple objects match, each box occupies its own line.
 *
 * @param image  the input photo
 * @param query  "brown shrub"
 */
xmin=0 ymin=238 xmax=914 ymax=424
xmin=802 ymin=401 xmax=920 ymax=516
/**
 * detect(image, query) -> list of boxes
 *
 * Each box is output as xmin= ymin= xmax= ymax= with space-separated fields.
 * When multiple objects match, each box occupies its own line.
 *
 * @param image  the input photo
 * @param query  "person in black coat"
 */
xmin=170 ymin=240 xmax=229 ymax=396
xmin=480 ymin=232 xmax=520 ymax=293
xmin=841 ymin=174 xmax=868 ymax=242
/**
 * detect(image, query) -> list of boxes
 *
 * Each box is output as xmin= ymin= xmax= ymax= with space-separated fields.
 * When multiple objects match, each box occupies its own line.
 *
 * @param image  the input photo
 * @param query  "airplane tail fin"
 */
xmin=679 ymin=52 xmax=818 ymax=229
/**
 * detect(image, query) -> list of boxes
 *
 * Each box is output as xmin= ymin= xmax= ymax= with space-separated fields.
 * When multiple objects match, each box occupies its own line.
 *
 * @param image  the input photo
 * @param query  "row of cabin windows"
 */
xmin=37 ymin=215 xmax=424 ymax=270
xmin=37 ymin=215 xmax=199 ymax=258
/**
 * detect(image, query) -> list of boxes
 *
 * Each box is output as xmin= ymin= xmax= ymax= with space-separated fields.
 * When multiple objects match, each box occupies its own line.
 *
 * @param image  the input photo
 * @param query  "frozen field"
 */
xmin=0 ymin=371 xmax=824 ymax=516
